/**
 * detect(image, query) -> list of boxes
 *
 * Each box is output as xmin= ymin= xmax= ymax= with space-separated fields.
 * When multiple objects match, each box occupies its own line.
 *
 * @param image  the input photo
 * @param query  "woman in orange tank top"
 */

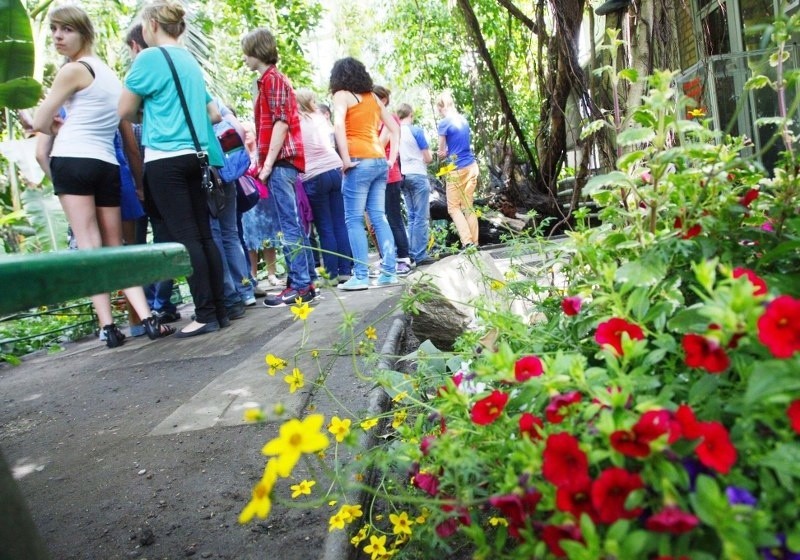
xmin=330 ymin=57 xmax=401 ymax=291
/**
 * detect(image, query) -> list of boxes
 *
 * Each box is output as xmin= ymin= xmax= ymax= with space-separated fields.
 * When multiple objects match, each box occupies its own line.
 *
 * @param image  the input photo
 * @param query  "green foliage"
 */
xmin=0 ymin=0 xmax=42 ymax=108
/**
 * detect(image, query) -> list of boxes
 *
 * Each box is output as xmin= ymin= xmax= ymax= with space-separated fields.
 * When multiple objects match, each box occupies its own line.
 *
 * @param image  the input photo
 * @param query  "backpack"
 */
xmin=213 ymin=119 xmax=250 ymax=183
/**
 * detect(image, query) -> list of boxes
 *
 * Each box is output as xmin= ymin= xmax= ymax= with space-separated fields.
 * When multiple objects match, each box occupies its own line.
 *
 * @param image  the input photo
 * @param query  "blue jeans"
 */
xmin=138 ymin=216 xmax=178 ymax=314
xmin=386 ymin=180 xmax=410 ymax=260
xmin=303 ymin=168 xmax=352 ymax=277
xmin=211 ymin=180 xmax=255 ymax=306
xmin=401 ymin=174 xmax=431 ymax=262
xmin=267 ymin=165 xmax=312 ymax=291
xmin=342 ymin=158 xmax=396 ymax=279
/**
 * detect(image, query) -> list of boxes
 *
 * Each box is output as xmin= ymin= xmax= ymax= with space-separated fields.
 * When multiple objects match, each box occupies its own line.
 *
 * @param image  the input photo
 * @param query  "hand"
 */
xmin=437 ymin=149 xmax=447 ymax=159
xmin=258 ymin=163 xmax=272 ymax=183
xmin=50 ymin=115 xmax=65 ymax=136
xmin=343 ymin=160 xmax=359 ymax=174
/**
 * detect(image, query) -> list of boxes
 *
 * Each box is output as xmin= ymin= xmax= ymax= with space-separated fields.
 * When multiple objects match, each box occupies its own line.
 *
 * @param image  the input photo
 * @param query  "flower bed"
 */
xmin=238 ymin=65 xmax=800 ymax=559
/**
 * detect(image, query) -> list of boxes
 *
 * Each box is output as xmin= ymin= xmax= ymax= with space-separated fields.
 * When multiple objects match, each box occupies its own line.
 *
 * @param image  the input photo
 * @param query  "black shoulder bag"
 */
xmin=158 ymin=47 xmax=225 ymax=218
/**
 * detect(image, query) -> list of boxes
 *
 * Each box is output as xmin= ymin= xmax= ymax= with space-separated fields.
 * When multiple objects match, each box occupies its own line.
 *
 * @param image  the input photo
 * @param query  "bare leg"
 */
xmin=265 ymin=247 xmax=278 ymax=280
xmin=59 ymin=195 xmax=114 ymax=326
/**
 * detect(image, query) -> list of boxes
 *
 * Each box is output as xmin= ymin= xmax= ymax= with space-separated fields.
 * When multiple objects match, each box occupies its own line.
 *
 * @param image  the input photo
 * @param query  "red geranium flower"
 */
xmin=595 ymin=318 xmax=645 ymax=356
xmin=555 ymin=476 xmax=596 ymax=521
xmin=674 ymin=404 xmax=703 ymax=439
xmin=545 ymin=391 xmax=582 ymax=423
xmin=590 ymin=467 xmax=643 ymax=524
xmin=788 ymin=400 xmax=800 ymax=434
xmin=412 ymin=472 xmax=440 ymax=496
xmin=542 ymin=432 xmax=589 ymax=487
xmin=757 ymin=295 xmax=800 ymax=359
xmin=436 ymin=503 xmax=471 ymax=538
xmin=514 ymin=355 xmax=544 ymax=382
xmin=561 ymin=296 xmax=582 ymax=316
xmin=489 ymin=489 xmax=541 ymax=539
xmin=696 ymin=421 xmax=737 ymax=474
xmin=420 ymin=435 xmax=435 ymax=456
xmin=541 ymin=524 xmax=583 ymax=558
xmin=682 ymin=333 xmax=731 ymax=373
xmin=471 ymin=390 xmax=509 ymax=425
xmin=733 ymin=267 xmax=767 ymax=296
xmin=645 ymin=506 xmax=699 ymax=534
xmin=519 ymin=412 xmax=544 ymax=440
xmin=739 ymin=188 xmax=759 ymax=207
xmin=610 ymin=429 xmax=651 ymax=458
xmin=674 ymin=217 xmax=702 ymax=239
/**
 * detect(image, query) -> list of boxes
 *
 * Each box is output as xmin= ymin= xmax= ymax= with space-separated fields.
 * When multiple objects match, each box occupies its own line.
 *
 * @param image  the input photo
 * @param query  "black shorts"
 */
xmin=50 ymin=156 xmax=121 ymax=207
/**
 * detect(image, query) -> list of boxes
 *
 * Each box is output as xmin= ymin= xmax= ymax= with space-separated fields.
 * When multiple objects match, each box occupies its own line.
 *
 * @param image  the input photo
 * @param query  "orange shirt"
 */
xmin=345 ymin=93 xmax=384 ymax=159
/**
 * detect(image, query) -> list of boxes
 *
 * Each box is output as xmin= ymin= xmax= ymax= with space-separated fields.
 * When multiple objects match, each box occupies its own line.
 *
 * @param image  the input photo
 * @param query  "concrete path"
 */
xmin=0 ymin=279 xmax=406 ymax=560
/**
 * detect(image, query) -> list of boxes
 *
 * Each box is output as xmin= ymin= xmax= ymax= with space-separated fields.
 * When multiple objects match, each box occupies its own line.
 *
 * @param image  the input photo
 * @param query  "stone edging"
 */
xmin=321 ymin=314 xmax=408 ymax=560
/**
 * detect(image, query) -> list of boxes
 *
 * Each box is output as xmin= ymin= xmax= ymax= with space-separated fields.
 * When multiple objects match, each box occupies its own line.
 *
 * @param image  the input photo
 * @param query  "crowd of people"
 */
xmin=30 ymin=0 xmax=481 ymax=346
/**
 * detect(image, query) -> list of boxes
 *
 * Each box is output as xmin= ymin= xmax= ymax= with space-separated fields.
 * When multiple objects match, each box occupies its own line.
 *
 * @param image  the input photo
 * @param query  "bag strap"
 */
xmin=158 ymin=47 xmax=205 ymax=161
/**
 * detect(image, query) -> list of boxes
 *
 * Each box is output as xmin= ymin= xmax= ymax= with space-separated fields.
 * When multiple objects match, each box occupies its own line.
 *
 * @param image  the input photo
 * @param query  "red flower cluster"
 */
xmin=592 ymin=467 xmax=644 ymax=524
xmin=732 ymin=267 xmax=767 ymax=296
xmin=436 ymin=502 xmax=471 ymax=538
xmin=788 ymin=400 xmax=800 ymax=435
xmin=739 ymin=188 xmax=759 ymax=207
xmin=541 ymin=524 xmax=583 ymax=558
xmin=595 ymin=318 xmax=645 ymax=356
xmin=471 ymin=390 xmax=509 ymax=425
xmin=674 ymin=405 xmax=737 ymax=474
xmin=519 ymin=412 xmax=544 ymax=440
xmin=543 ymin=433 xmax=588 ymax=486
xmin=545 ymin=391 xmax=582 ymax=423
xmin=674 ymin=217 xmax=702 ymax=239
xmin=682 ymin=333 xmax=730 ymax=373
xmin=561 ymin=296 xmax=582 ymax=316
xmin=488 ymin=489 xmax=541 ymax=539
xmin=610 ymin=409 xmax=673 ymax=458
xmin=645 ymin=506 xmax=699 ymax=534
xmin=514 ymin=355 xmax=544 ymax=382
xmin=757 ymin=295 xmax=800 ymax=359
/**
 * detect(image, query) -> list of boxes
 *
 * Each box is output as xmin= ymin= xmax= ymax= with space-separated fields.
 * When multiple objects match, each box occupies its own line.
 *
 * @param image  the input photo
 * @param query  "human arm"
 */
xmin=437 ymin=135 xmax=448 ymax=159
xmin=413 ymin=126 xmax=433 ymax=164
xmin=258 ymin=120 xmax=288 ymax=183
xmin=119 ymin=121 xmax=144 ymax=200
xmin=35 ymin=133 xmax=55 ymax=180
xmin=377 ymin=95 xmax=400 ymax=168
xmin=118 ymin=88 xmax=142 ymax=122
xmin=32 ymin=63 xmax=91 ymax=134
xmin=332 ymin=90 xmax=356 ymax=172
xmin=207 ymin=100 xmax=222 ymax=124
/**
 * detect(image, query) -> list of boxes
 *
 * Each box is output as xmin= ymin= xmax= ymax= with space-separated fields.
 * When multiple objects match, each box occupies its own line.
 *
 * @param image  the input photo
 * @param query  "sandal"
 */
xmin=102 ymin=324 xmax=126 ymax=349
xmin=143 ymin=315 xmax=176 ymax=340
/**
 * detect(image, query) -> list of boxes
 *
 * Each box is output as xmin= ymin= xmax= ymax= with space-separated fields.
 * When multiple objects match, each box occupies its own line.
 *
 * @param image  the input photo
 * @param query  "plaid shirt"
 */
xmin=254 ymin=65 xmax=305 ymax=172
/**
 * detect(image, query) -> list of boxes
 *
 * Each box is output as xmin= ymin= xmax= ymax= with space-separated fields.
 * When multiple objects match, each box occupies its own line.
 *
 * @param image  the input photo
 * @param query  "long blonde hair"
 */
xmin=295 ymin=89 xmax=317 ymax=116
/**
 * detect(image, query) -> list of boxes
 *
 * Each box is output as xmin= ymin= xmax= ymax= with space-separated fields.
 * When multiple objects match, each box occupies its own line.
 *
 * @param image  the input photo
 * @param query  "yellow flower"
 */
xmin=391 ymin=410 xmax=407 ymax=429
xmin=265 ymin=354 xmax=287 ymax=376
xmin=389 ymin=511 xmax=413 ymax=536
xmin=291 ymin=300 xmax=313 ymax=321
xmin=435 ymin=162 xmax=457 ymax=177
xmin=329 ymin=511 xmax=346 ymax=532
xmin=328 ymin=500 xmax=338 ymax=507
xmin=489 ymin=516 xmax=508 ymax=527
xmin=243 ymin=408 xmax=265 ymax=422
xmin=688 ymin=107 xmax=706 ymax=118
xmin=273 ymin=402 xmax=285 ymax=416
xmin=354 ymin=473 xmax=364 ymax=482
xmin=363 ymin=535 xmax=388 ymax=559
xmin=339 ymin=503 xmax=363 ymax=522
xmin=311 ymin=349 xmax=319 ymax=359
xmin=392 ymin=391 xmax=407 ymax=403
xmin=238 ymin=459 xmax=279 ymax=523
xmin=360 ymin=417 xmax=379 ymax=430
xmin=490 ymin=279 xmax=505 ymax=291
xmin=364 ymin=325 xmax=377 ymax=340
xmin=328 ymin=416 xmax=352 ymax=443
xmin=415 ymin=507 xmax=429 ymax=524
xmin=285 ymin=368 xmax=305 ymax=393
xmin=290 ymin=479 xmax=316 ymax=498
xmin=262 ymin=414 xmax=329 ymax=477
xmin=350 ymin=525 xmax=369 ymax=545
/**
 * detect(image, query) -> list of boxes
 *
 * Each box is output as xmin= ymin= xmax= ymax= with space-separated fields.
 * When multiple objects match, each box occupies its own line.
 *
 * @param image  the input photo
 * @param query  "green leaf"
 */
xmin=616 ymin=150 xmax=647 ymax=171
xmin=668 ymin=306 xmax=710 ymax=332
xmin=689 ymin=373 xmax=720 ymax=405
xmin=0 ymin=0 xmax=35 ymax=83
xmin=19 ymin=189 xmax=69 ymax=252
xmin=617 ymin=127 xmax=656 ymax=147
xmin=0 ymin=76 xmax=41 ymax=109
xmin=618 ymin=68 xmax=639 ymax=83
xmin=620 ymin=531 xmax=651 ymax=558
xmin=691 ymin=474 xmax=727 ymax=526
xmin=744 ymin=362 xmax=800 ymax=407
xmin=744 ymin=75 xmax=772 ymax=90
xmin=580 ymin=119 xmax=608 ymax=140
xmin=615 ymin=260 xmax=666 ymax=288
xmin=760 ymin=444 xmax=800 ymax=487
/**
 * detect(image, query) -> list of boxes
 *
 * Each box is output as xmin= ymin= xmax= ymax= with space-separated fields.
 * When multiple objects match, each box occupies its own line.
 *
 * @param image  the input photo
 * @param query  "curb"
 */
xmin=321 ymin=314 xmax=408 ymax=560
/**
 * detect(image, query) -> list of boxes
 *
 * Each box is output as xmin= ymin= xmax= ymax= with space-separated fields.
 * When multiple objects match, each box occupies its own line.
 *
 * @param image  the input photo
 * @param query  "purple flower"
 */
xmin=761 ymin=534 xmax=800 ymax=560
xmin=725 ymin=486 xmax=757 ymax=507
